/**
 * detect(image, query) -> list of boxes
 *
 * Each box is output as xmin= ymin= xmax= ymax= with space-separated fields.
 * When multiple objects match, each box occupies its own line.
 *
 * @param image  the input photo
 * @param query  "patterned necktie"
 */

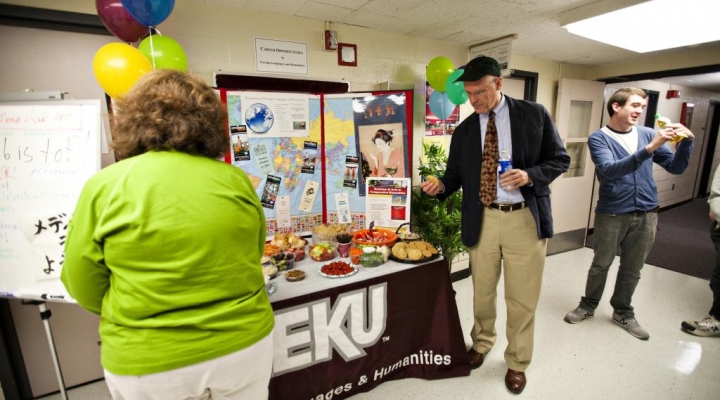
xmin=480 ymin=111 xmax=498 ymax=207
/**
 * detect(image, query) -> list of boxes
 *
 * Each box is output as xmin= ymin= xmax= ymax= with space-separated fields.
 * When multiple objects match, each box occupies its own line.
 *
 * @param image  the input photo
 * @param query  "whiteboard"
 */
xmin=0 ymin=100 xmax=101 ymax=301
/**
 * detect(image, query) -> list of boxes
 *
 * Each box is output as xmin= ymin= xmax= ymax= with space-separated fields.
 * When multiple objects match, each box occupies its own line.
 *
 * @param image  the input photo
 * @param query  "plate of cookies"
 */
xmin=389 ymin=241 xmax=440 ymax=263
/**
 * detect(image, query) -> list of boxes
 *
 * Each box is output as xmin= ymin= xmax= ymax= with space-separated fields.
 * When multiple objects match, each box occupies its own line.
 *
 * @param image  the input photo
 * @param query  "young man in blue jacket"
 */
xmin=564 ymin=87 xmax=695 ymax=340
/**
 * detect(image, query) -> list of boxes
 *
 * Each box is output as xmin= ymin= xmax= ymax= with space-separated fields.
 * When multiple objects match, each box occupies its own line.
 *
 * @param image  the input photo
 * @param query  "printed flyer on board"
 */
xmin=365 ymin=178 xmax=410 ymax=230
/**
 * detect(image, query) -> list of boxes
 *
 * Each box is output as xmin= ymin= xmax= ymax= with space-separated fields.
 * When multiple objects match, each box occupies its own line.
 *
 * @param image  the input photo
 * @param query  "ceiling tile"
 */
xmin=294 ymin=2 xmax=354 ymax=21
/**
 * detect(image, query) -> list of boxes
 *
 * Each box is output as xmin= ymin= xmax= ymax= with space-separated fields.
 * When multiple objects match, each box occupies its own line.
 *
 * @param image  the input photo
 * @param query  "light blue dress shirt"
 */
xmin=479 ymin=94 xmax=524 ymax=204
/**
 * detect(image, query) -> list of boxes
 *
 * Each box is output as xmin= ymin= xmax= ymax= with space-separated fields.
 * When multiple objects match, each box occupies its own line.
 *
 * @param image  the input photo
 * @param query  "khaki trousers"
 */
xmin=468 ymin=207 xmax=547 ymax=371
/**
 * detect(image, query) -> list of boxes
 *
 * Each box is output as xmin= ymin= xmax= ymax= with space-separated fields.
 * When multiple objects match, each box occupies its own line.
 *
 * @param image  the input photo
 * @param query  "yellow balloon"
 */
xmin=93 ymin=43 xmax=153 ymax=99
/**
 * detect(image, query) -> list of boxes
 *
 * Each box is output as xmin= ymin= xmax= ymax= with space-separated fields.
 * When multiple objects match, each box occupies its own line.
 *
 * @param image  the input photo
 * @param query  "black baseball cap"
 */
xmin=454 ymin=56 xmax=501 ymax=82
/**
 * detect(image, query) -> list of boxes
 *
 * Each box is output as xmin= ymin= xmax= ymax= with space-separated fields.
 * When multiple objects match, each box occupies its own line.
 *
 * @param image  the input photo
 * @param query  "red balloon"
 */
xmin=96 ymin=0 xmax=148 ymax=43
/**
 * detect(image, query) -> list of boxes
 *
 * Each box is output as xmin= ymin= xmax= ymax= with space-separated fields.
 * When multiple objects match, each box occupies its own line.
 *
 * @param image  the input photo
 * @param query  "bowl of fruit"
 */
xmin=287 ymin=246 xmax=306 ymax=262
xmin=272 ymin=251 xmax=296 ymax=271
xmin=309 ymin=242 xmax=337 ymax=262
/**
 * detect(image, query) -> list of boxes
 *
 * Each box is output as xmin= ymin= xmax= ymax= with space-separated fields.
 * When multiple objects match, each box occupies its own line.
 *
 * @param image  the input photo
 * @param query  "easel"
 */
xmin=23 ymin=300 xmax=69 ymax=400
xmin=0 ymin=89 xmax=101 ymax=400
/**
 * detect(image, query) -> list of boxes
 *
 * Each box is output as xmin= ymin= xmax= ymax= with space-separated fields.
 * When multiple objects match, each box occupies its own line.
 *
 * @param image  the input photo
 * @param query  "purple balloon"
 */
xmin=96 ymin=0 xmax=148 ymax=43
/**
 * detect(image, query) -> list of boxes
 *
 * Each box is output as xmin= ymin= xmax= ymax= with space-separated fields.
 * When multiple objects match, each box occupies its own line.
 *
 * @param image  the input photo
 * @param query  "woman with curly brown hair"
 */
xmin=61 ymin=69 xmax=275 ymax=400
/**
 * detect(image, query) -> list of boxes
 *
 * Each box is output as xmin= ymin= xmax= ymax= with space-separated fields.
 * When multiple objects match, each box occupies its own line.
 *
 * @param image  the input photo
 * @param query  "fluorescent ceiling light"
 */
xmin=562 ymin=0 xmax=720 ymax=53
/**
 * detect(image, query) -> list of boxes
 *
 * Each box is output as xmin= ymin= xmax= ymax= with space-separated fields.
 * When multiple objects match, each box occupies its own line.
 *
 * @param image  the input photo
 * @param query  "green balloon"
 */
xmin=426 ymin=56 xmax=454 ymax=92
xmin=139 ymin=34 xmax=188 ymax=72
xmin=445 ymin=69 xmax=468 ymax=105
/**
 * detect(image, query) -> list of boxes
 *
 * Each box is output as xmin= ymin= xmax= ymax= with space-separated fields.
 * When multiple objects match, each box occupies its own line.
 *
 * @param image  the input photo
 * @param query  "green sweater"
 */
xmin=61 ymin=151 xmax=274 ymax=375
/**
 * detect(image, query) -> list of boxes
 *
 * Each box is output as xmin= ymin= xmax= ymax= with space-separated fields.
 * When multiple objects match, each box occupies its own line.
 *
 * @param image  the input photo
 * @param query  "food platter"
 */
xmin=317 ymin=262 xmax=359 ymax=279
xmin=389 ymin=240 xmax=440 ymax=264
xmin=389 ymin=252 xmax=440 ymax=264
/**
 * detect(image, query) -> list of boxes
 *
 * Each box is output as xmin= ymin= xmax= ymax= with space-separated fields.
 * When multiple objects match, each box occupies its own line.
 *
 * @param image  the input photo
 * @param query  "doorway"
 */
xmin=698 ymin=101 xmax=720 ymax=196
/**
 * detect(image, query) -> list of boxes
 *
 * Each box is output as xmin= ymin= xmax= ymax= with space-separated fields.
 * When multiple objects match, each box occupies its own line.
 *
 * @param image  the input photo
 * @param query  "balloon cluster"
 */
xmin=426 ymin=56 xmax=468 ymax=120
xmin=94 ymin=0 xmax=188 ymax=99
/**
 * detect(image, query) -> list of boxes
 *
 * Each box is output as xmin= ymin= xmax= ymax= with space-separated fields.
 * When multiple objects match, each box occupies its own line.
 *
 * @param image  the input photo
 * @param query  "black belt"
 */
xmin=488 ymin=202 xmax=526 ymax=212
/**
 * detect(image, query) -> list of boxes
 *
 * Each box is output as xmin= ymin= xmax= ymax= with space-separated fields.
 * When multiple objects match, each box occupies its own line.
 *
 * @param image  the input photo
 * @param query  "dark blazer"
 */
xmin=437 ymin=95 xmax=570 ymax=247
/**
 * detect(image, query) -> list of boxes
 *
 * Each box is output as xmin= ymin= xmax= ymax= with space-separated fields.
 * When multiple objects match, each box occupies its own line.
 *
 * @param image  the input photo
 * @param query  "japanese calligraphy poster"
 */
xmin=352 ymin=93 xmax=410 ymax=197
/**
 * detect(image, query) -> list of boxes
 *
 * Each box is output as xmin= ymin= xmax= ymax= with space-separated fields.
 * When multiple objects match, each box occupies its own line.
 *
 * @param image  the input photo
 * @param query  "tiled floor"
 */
xmin=37 ymin=248 xmax=719 ymax=400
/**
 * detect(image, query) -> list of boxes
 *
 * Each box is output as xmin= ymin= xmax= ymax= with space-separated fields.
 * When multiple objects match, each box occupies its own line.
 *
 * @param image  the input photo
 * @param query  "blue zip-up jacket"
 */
xmin=589 ymin=125 xmax=694 ymax=214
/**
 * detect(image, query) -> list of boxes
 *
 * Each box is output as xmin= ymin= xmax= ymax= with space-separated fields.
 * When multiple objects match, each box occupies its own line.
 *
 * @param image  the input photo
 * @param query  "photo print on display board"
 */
xmin=343 ymin=155 xmax=359 ymax=188
xmin=230 ymin=125 xmax=250 ymax=161
xmin=260 ymin=175 xmax=282 ymax=209
xmin=301 ymin=141 xmax=318 ymax=174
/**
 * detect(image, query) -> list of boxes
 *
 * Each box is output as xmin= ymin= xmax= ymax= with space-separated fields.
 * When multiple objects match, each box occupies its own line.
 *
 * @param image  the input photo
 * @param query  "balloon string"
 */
xmin=440 ymin=101 xmax=445 ymax=136
xmin=440 ymin=94 xmax=445 ymax=122
xmin=149 ymin=27 xmax=156 ymax=70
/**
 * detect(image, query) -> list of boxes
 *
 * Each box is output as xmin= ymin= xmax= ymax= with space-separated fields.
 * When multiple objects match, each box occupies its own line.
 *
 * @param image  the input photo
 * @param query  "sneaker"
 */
xmin=681 ymin=316 xmax=720 ymax=337
xmin=564 ymin=306 xmax=594 ymax=324
xmin=612 ymin=313 xmax=649 ymax=340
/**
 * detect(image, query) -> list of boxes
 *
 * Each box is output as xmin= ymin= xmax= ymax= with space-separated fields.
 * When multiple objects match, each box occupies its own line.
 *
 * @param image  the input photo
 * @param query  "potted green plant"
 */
xmin=411 ymin=142 xmax=466 ymax=271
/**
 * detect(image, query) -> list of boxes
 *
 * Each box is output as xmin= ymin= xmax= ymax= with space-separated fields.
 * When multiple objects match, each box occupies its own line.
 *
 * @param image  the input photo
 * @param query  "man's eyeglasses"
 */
xmin=466 ymin=79 xmax=497 ymax=99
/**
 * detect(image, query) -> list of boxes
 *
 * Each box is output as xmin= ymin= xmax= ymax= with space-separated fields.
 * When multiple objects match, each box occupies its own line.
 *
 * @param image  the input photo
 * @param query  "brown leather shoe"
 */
xmin=466 ymin=348 xmax=485 ymax=369
xmin=505 ymin=369 xmax=526 ymax=394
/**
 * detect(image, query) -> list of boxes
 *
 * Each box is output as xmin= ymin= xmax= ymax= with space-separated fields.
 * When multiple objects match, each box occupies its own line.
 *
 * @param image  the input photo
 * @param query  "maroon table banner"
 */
xmin=269 ymin=259 xmax=470 ymax=400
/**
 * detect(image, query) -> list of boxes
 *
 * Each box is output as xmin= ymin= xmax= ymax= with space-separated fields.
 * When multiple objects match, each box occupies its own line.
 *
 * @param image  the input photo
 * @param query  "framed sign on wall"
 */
xmin=338 ymin=43 xmax=357 ymax=67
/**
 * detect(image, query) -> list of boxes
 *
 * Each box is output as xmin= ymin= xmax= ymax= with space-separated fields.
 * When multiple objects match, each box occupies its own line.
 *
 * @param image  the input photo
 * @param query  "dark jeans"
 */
xmin=709 ymin=223 xmax=720 ymax=319
xmin=580 ymin=211 xmax=657 ymax=318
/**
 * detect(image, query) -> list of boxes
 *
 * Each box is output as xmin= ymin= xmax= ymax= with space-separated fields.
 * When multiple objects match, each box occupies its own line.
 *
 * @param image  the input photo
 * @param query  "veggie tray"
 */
xmin=318 ymin=261 xmax=359 ymax=279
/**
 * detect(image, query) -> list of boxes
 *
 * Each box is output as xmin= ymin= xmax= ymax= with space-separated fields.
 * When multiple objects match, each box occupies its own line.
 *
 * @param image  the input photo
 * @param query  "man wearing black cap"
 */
xmin=421 ymin=55 xmax=569 ymax=394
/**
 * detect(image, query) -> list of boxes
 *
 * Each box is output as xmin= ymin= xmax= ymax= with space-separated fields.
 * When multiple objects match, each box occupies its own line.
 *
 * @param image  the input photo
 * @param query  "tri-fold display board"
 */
xmin=218 ymin=89 xmax=414 ymax=238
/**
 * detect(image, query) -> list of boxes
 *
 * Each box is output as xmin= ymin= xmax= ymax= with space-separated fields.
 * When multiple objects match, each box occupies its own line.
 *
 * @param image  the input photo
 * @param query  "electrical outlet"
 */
xmin=672 ymin=184 xmax=675 ymax=190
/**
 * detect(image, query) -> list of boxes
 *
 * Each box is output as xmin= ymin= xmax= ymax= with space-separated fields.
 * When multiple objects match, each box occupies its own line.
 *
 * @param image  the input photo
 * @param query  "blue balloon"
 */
xmin=428 ymin=91 xmax=456 ymax=120
xmin=121 ymin=0 xmax=174 ymax=26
